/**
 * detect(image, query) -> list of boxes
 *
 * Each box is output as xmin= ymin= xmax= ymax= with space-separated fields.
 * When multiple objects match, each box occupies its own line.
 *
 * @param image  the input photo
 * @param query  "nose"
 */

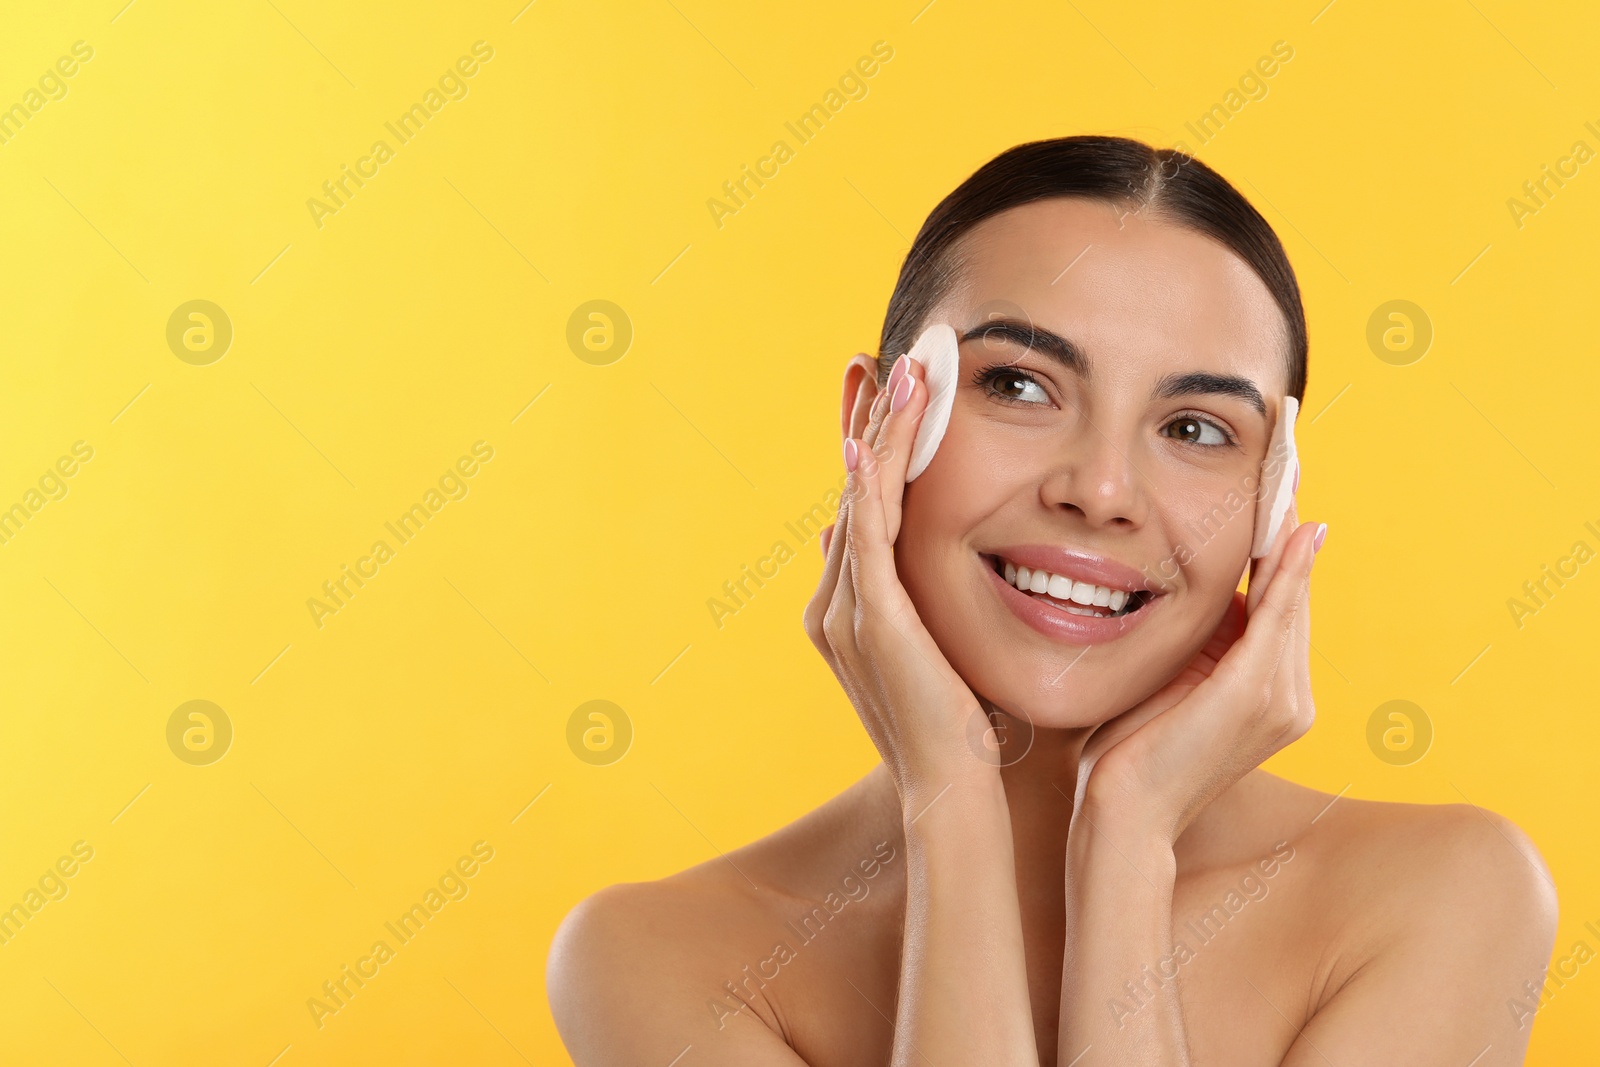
xmin=1037 ymin=417 xmax=1148 ymax=531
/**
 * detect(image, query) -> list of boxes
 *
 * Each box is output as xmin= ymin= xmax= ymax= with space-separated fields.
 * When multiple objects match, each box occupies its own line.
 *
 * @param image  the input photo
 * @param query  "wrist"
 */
xmin=1076 ymin=773 xmax=1179 ymax=849
xmin=1070 ymin=791 xmax=1178 ymax=874
xmin=899 ymin=765 xmax=1007 ymax=834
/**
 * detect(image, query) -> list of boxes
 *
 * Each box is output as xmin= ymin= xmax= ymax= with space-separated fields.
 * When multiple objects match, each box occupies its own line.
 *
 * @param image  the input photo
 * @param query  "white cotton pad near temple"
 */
xmin=1250 ymin=395 xmax=1300 ymax=558
xmin=902 ymin=322 xmax=960 ymax=482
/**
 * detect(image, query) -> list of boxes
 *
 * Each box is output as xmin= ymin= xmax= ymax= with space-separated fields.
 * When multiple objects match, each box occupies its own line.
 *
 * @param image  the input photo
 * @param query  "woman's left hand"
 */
xmin=1071 ymin=492 xmax=1325 ymax=846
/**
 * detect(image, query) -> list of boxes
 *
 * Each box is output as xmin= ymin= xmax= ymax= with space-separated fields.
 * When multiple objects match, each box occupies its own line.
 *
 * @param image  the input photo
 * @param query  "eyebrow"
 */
xmin=960 ymin=317 xmax=1267 ymax=417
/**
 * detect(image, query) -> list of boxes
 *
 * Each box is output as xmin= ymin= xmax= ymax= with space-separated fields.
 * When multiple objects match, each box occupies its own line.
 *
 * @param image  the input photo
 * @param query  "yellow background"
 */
xmin=1 ymin=0 xmax=1596 ymax=1062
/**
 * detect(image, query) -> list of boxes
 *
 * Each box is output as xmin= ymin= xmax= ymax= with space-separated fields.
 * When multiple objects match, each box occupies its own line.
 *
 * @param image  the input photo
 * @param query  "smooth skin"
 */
xmin=548 ymin=198 xmax=1558 ymax=1066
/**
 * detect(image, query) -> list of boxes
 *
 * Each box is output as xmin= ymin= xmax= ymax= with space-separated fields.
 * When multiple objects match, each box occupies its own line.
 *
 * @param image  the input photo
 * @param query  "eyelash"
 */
xmin=970 ymin=362 xmax=1241 ymax=449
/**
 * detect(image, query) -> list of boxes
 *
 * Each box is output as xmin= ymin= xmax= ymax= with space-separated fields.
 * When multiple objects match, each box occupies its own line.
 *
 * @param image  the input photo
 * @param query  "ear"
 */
xmin=840 ymin=352 xmax=883 ymax=441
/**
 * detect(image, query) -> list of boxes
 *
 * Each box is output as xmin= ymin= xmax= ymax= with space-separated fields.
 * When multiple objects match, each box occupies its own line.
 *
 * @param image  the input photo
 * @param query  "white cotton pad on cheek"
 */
xmin=1250 ymin=395 xmax=1300 ymax=558
xmin=902 ymin=322 xmax=960 ymax=482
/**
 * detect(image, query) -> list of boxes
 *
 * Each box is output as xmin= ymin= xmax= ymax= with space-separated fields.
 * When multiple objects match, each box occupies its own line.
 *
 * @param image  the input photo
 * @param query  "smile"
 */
xmin=985 ymin=554 xmax=1154 ymax=619
xmin=979 ymin=547 xmax=1166 ymax=646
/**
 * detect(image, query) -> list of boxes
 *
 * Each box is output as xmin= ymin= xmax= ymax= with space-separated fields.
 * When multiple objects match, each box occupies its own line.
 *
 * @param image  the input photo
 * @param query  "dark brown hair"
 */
xmin=877 ymin=135 xmax=1308 ymax=403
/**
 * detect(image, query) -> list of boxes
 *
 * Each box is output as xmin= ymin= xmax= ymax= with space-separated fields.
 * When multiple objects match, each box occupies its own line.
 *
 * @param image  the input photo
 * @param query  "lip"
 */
xmin=980 ymin=552 xmax=1165 ymax=646
xmin=985 ymin=544 xmax=1155 ymax=593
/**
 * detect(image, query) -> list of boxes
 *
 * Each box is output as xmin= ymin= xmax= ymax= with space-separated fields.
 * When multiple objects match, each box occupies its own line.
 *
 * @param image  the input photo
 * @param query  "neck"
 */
xmin=988 ymin=706 xmax=1092 ymax=858
xmin=983 ymin=704 xmax=1098 ymax=1059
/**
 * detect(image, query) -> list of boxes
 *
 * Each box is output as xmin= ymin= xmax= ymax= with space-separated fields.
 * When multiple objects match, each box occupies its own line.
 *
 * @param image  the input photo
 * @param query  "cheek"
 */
xmin=894 ymin=462 xmax=995 ymax=669
xmin=895 ymin=470 xmax=978 ymax=595
xmin=898 ymin=410 xmax=1008 ymax=540
xmin=1161 ymin=479 xmax=1256 ymax=593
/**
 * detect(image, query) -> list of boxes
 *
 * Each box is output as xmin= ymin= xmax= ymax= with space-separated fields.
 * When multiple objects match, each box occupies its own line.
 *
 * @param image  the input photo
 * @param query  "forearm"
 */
xmin=1058 ymin=808 xmax=1187 ymax=1065
xmin=894 ymin=772 xmax=1040 ymax=1067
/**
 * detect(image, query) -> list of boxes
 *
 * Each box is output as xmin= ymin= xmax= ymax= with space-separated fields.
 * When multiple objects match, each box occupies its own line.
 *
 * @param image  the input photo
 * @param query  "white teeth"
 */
xmin=994 ymin=556 xmax=1140 ymax=616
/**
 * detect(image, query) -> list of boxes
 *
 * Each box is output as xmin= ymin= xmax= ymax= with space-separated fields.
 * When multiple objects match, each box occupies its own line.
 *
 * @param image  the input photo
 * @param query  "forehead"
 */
xmin=943 ymin=197 xmax=1288 ymax=395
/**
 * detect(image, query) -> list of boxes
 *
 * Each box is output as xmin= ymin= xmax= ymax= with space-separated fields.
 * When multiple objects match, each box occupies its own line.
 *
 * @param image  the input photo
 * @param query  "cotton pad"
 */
xmin=900 ymin=322 xmax=960 ymax=481
xmin=1250 ymin=395 xmax=1299 ymax=558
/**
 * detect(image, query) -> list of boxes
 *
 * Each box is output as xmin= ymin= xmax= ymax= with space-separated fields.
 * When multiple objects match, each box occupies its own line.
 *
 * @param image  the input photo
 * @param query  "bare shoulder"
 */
xmin=1296 ymin=779 xmax=1552 ymax=927
xmin=547 ymin=768 xmax=901 ymax=1065
xmin=1239 ymin=773 xmax=1560 ymax=1061
xmin=545 ymin=866 xmax=781 ymax=1060
xmin=1241 ymin=772 xmax=1556 ymax=937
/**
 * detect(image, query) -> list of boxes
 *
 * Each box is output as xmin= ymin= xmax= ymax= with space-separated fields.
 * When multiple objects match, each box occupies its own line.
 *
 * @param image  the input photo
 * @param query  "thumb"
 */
xmin=820 ymin=523 xmax=835 ymax=556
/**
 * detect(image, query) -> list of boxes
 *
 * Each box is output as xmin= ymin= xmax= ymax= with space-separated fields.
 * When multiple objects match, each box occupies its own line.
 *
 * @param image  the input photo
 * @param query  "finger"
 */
xmin=1264 ymin=556 xmax=1305 ymax=724
xmin=876 ymin=355 xmax=928 ymax=470
xmin=807 ymin=439 xmax=861 ymax=645
xmin=828 ymin=437 xmax=865 ymax=578
xmin=1198 ymin=590 xmax=1250 ymax=663
xmin=1143 ymin=525 xmax=1314 ymax=814
xmin=1204 ymin=520 xmax=1318 ymax=713
xmin=1082 ymin=590 xmax=1247 ymax=769
xmin=1291 ymin=527 xmax=1314 ymax=726
xmin=830 ymin=436 xmax=888 ymax=662
xmin=839 ymin=437 xmax=974 ymax=726
xmin=1247 ymin=489 xmax=1299 ymax=615
xmin=874 ymin=356 xmax=929 ymax=544
xmin=861 ymin=361 xmax=895 ymax=455
xmin=844 ymin=433 xmax=899 ymax=606
xmin=1260 ymin=532 xmax=1317 ymax=758
xmin=820 ymin=523 xmax=834 ymax=556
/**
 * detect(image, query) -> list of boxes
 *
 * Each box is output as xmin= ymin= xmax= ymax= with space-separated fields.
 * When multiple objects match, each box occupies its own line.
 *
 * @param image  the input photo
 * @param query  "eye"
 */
xmin=1163 ymin=412 xmax=1237 ymax=448
xmin=972 ymin=363 xmax=1051 ymax=405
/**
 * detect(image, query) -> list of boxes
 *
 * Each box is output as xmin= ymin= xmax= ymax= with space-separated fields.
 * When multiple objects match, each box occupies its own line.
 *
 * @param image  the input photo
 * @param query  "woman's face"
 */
xmin=891 ymin=196 xmax=1292 ymax=728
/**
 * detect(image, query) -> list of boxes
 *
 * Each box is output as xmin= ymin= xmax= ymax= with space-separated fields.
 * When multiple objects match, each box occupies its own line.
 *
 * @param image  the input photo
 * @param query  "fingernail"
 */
xmin=887 ymin=354 xmax=908 ymax=396
xmin=1313 ymin=522 xmax=1327 ymax=553
xmin=890 ymin=373 xmax=914 ymax=413
xmin=844 ymin=438 xmax=859 ymax=472
xmin=1292 ymin=460 xmax=1300 ymax=494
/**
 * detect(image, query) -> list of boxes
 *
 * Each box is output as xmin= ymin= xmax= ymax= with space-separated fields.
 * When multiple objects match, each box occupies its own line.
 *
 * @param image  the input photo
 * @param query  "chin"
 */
xmin=968 ymin=650 xmax=1175 ymax=731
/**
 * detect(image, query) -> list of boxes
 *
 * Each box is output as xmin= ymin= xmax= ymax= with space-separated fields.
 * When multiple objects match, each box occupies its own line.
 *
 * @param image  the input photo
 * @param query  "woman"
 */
xmin=548 ymin=136 xmax=1558 ymax=1066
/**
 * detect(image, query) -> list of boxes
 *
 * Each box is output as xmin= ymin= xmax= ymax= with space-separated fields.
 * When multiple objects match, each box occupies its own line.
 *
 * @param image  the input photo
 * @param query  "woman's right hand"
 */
xmin=803 ymin=354 xmax=1041 ymax=1067
xmin=802 ymin=354 xmax=996 ymax=812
